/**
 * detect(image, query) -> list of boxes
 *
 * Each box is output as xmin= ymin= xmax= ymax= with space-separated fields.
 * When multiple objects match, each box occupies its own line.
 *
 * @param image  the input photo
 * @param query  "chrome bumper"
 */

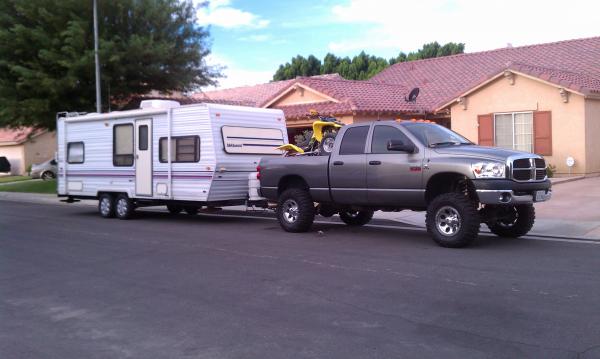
xmin=476 ymin=189 xmax=552 ymax=205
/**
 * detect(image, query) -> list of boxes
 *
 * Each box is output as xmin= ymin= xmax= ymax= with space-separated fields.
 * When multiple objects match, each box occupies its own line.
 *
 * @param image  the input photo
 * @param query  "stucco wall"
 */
xmin=450 ymin=74 xmax=587 ymax=175
xmin=0 ymin=144 xmax=24 ymax=175
xmin=585 ymin=98 xmax=600 ymax=174
xmin=23 ymin=131 xmax=57 ymax=171
xmin=273 ymin=87 xmax=331 ymax=106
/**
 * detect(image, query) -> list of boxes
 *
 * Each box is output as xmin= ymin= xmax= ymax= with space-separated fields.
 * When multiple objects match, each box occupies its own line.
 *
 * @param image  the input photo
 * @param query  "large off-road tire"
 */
xmin=166 ymin=204 xmax=182 ymax=215
xmin=487 ymin=204 xmax=535 ymax=238
xmin=98 ymin=193 xmax=115 ymax=218
xmin=339 ymin=209 xmax=374 ymax=226
xmin=426 ymin=193 xmax=480 ymax=248
xmin=276 ymin=188 xmax=315 ymax=232
xmin=319 ymin=132 xmax=337 ymax=155
xmin=115 ymin=194 xmax=135 ymax=220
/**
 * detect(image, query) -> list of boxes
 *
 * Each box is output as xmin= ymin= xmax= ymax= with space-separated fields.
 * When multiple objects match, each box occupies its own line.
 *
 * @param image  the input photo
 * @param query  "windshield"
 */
xmin=402 ymin=123 xmax=472 ymax=147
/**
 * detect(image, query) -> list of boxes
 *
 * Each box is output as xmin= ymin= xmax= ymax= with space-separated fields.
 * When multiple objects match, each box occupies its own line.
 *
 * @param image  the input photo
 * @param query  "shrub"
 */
xmin=546 ymin=164 xmax=556 ymax=178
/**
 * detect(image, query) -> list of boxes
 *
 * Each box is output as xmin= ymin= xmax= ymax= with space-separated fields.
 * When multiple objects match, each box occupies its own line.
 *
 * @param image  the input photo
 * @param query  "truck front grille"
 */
xmin=511 ymin=157 xmax=547 ymax=182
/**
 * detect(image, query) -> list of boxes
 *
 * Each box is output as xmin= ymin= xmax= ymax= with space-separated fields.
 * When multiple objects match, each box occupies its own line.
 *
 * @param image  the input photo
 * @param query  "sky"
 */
xmin=195 ymin=0 xmax=600 ymax=90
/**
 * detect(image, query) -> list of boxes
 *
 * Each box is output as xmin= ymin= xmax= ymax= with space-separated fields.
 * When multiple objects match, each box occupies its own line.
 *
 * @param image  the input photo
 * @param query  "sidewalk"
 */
xmin=1 ymin=176 xmax=598 ymax=240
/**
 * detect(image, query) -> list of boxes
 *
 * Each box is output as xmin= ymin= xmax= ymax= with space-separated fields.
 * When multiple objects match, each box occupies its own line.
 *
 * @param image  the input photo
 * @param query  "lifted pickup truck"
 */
xmin=258 ymin=121 xmax=552 ymax=248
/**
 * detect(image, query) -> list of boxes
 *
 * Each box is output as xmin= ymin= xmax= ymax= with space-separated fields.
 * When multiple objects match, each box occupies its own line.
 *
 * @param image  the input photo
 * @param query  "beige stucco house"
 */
xmin=0 ymin=128 xmax=57 ymax=175
xmin=180 ymin=37 xmax=600 ymax=176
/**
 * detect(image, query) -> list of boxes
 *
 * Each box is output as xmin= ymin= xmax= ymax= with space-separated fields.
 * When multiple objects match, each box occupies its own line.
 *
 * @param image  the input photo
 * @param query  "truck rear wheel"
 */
xmin=339 ymin=210 xmax=373 ymax=226
xmin=487 ymin=205 xmax=535 ymax=238
xmin=276 ymin=188 xmax=315 ymax=232
xmin=426 ymin=193 xmax=480 ymax=248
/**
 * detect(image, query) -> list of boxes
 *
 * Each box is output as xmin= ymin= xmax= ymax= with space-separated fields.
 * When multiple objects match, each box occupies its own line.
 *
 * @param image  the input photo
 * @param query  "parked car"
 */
xmin=0 ymin=156 xmax=10 ymax=173
xmin=31 ymin=158 xmax=57 ymax=180
xmin=258 ymin=120 xmax=552 ymax=248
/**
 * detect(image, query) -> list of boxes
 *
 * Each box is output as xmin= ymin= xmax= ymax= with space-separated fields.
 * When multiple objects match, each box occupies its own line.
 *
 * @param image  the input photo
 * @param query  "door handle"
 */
xmin=333 ymin=161 xmax=344 ymax=166
xmin=369 ymin=160 xmax=382 ymax=165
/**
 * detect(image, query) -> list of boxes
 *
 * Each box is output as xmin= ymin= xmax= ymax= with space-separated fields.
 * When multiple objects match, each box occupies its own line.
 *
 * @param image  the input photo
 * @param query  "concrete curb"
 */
xmin=550 ymin=176 xmax=585 ymax=185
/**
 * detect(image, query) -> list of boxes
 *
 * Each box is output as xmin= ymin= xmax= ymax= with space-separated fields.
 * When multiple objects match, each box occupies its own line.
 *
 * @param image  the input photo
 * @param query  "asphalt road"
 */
xmin=1 ymin=201 xmax=600 ymax=359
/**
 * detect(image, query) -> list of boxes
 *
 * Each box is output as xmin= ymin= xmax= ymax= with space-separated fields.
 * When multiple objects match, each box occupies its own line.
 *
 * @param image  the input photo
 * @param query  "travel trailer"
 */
xmin=56 ymin=100 xmax=287 ymax=219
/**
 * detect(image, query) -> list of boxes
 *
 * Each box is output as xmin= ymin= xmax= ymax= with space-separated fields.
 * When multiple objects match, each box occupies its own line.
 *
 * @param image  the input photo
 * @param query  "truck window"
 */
xmin=339 ymin=126 xmax=369 ymax=155
xmin=113 ymin=124 xmax=134 ymax=166
xmin=371 ymin=126 xmax=410 ymax=153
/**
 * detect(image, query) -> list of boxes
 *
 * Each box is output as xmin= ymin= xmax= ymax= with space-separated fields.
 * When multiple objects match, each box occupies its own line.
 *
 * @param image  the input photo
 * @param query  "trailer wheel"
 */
xmin=115 ymin=194 xmax=135 ymax=220
xmin=184 ymin=207 xmax=199 ymax=215
xmin=339 ymin=209 xmax=374 ymax=226
xmin=166 ymin=204 xmax=182 ymax=215
xmin=98 ymin=193 xmax=115 ymax=218
xmin=276 ymin=188 xmax=315 ymax=232
xmin=487 ymin=205 xmax=535 ymax=238
xmin=425 ymin=193 xmax=480 ymax=248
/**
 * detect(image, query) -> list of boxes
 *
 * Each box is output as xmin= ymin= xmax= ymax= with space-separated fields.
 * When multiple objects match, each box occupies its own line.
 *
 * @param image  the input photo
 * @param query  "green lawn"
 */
xmin=0 ymin=179 xmax=56 ymax=194
xmin=0 ymin=175 xmax=31 ymax=183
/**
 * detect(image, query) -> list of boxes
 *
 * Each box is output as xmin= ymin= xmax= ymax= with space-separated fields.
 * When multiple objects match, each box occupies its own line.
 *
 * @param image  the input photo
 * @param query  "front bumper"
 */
xmin=472 ymin=179 xmax=552 ymax=205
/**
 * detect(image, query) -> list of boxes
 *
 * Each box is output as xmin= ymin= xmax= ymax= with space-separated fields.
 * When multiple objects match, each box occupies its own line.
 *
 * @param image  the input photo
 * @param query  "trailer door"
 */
xmin=135 ymin=119 xmax=152 ymax=196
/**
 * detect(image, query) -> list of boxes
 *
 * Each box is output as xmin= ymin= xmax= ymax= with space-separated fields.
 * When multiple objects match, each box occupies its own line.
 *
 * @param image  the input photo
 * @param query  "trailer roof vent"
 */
xmin=139 ymin=100 xmax=181 ymax=110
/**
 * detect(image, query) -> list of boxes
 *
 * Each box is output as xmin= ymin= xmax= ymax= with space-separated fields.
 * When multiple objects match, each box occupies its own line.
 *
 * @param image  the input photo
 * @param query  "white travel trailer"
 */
xmin=56 ymin=100 xmax=288 ymax=219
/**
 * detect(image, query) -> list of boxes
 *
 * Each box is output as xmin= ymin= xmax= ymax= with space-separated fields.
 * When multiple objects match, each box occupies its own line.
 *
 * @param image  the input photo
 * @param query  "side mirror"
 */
xmin=387 ymin=139 xmax=415 ymax=153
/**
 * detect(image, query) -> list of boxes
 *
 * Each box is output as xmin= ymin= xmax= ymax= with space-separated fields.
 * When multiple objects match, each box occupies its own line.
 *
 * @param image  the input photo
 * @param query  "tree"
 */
xmin=273 ymin=42 xmax=465 ymax=81
xmin=0 ymin=0 xmax=221 ymax=129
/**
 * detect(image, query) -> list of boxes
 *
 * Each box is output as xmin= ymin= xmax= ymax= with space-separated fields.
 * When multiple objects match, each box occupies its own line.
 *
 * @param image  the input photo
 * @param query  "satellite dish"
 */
xmin=405 ymin=87 xmax=420 ymax=103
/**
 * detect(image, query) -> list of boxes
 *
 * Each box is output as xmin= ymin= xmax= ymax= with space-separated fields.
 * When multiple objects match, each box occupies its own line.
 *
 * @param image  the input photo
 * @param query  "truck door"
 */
xmin=135 ymin=119 xmax=152 ymax=196
xmin=329 ymin=125 xmax=370 ymax=204
xmin=366 ymin=124 xmax=424 ymax=206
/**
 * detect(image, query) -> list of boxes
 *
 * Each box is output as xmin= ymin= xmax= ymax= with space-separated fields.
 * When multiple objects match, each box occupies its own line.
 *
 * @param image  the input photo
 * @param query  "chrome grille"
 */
xmin=510 ymin=157 xmax=546 ymax=182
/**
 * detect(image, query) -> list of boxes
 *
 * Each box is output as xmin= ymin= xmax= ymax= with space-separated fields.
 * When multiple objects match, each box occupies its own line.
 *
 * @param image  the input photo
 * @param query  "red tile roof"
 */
xmin=0 ymin=127 xmax=45 ymax=145
xmin=371 ymin=36 xmax=600 ymax=110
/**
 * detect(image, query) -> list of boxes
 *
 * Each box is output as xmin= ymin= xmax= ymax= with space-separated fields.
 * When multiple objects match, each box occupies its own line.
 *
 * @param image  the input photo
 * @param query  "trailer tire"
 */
xmin=98 ymin=193 xmax=115 ymax=218
xmin=167 ymin=205 xmax=182 ymax=215
xmin=184 ymin=207 xmax=199 ymax=215
xmin=115 ymin=194 xmax=135 ymax=220
xmin=276 ymin=188 xmax=315 ymax=233
xmin=339 ymin=209 xmax=373 ymax=226
xmin=425 ymin=193 xmax=479 ymax=248
xmin=487 ymin=205 xmax=535 ymax=238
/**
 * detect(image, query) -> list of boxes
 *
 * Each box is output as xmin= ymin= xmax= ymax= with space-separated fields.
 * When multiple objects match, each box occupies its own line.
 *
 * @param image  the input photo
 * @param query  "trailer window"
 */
xmin=67 ymin=142 xmax=84 ymax=164
xmin=138 ymin=125 xmax=148 ymax=151
xmin=113 ymin=124 xmax=134 ymax=166
xmin=159 ymin=136 xmax=200 ymax=163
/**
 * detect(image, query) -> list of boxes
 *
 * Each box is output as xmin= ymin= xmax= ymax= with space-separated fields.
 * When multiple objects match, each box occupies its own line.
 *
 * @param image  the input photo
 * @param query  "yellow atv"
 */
xmin=278 ymin=110 xmax=343 ymax=156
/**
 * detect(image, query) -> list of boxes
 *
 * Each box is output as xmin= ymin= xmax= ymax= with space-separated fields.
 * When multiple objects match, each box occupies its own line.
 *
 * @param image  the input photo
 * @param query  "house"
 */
xmin=190 ymin=37 xmax=600 ymax=176
xmin=0 ymin=128 xmax=57 ymax=175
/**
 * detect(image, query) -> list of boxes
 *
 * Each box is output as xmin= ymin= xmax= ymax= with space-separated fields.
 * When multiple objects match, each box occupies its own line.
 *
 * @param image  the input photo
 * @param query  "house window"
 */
xmin=67 ymin=142 xmax=84 ymax=164
xmin=494 ymin=112 xmax=533 ymax=152
xmin=113 ymin=124 xmax=134 ymax=166
xmin=159 ymin=136 xmax=200 ymax=163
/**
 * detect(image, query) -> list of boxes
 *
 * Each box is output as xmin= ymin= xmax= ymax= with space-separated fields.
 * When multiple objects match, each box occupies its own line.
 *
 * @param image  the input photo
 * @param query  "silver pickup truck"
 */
xmin=258 ymin=121 xmax=552 ymax=248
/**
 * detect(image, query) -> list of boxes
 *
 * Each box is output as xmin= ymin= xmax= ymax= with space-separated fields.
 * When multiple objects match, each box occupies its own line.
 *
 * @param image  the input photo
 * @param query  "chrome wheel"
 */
xmin=100 ymin=197 xmax=111 ymax=216
xmin=435 ymin=205 xmax=461 ymax=236
xmin=41 ymin=171 xmax=55 ymax=180
xmin=282 ymin=199 xmax=299 ymax=223
xmin=116 ymin=198 xmax=128 ymax=218
xmin=321 ymin=137 xmax=336 ymax=153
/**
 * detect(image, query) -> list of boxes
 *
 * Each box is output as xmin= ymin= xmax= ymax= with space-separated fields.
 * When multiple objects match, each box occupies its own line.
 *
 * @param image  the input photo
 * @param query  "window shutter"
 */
xmin=477 ymin=114 xmax=494 ymax=146
xmin=533 ymin=111 xmax=552 ymax=155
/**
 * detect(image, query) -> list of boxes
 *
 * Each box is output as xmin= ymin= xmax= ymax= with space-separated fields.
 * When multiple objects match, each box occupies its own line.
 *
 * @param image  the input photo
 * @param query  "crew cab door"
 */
xmin=366 ymin=124 xmax=424 ymax=206
xmin=329 ymin=125 xmax=370 ymax=205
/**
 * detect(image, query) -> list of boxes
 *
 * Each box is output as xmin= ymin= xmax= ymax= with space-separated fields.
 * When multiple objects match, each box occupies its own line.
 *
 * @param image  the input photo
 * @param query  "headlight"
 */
xmin=471 ymin=162 xmax=506 ymax=178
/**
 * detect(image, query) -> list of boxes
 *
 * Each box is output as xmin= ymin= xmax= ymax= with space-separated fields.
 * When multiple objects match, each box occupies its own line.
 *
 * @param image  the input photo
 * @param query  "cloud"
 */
xmin=238 ymin=34 xmax=271 ymax=42
xmin=195 ymin=0 xmax=270 ymax=29
xmin=201 ymin=54 xmax=273 ymax=90
xmin=328 ymin=0 xmax=600 ymax=53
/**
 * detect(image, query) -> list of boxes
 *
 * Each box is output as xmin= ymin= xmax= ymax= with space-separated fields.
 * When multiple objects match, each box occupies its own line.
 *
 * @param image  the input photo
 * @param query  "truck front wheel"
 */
xmin=487 ymin=204 xmax=535 ymax=238
xmin=426 ymin=193 xmax=480 ymax=248
xmin=276 ymin=188 xmax=315 ymax=232
xmin=339 ymin=210 xmax=374 ymax=226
